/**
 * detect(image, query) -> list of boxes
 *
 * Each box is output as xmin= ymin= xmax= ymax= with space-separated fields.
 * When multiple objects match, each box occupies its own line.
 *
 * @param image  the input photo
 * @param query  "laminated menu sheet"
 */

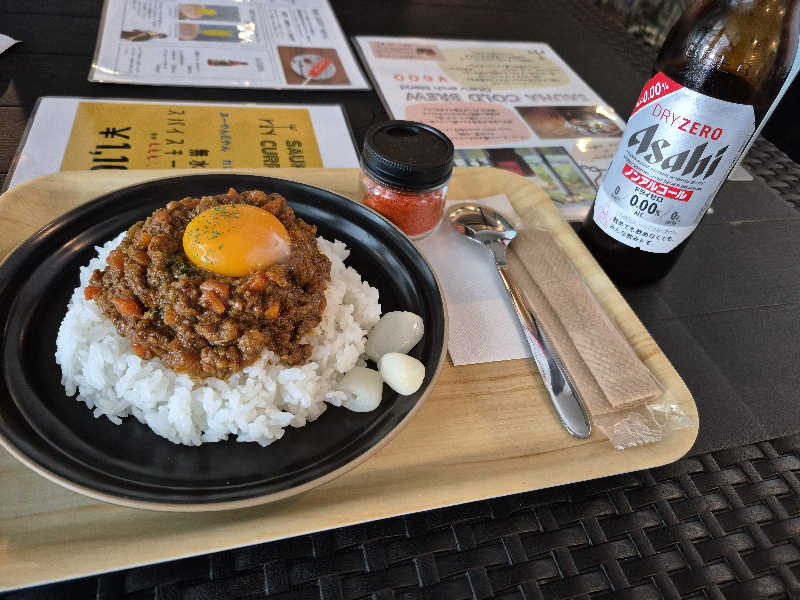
xmin=4 ymin=97 xmax=359 ymax=191
xmin=354 ymin=36 xmax=751 ymax=220
xmin=89 ymin=0 xmax=369 ymax=90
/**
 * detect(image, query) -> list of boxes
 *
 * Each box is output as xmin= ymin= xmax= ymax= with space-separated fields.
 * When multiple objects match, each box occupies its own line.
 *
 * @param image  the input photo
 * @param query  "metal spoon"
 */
xmin=448 ymin=203 xmax=591 ymax=438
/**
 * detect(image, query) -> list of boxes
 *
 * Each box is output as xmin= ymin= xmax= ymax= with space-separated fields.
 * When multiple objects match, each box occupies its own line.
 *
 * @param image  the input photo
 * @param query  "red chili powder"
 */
xmin=362 ymin=175 xmax=446 ymax=237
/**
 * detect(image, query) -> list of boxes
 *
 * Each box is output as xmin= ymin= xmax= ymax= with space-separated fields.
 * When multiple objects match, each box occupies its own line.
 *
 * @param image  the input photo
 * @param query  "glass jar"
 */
xmin=360 ymin=120 xmax=454 ymax=240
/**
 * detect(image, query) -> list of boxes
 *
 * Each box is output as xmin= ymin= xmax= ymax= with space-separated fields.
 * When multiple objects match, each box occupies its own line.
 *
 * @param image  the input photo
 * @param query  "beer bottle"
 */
xmin=579 ymin=0 xmax=800 ymax=283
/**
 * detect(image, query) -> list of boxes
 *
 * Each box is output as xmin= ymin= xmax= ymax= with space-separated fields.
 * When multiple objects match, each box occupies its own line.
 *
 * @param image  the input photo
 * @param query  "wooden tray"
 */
xmin=0 ymin=168 xmax=697 ymax=591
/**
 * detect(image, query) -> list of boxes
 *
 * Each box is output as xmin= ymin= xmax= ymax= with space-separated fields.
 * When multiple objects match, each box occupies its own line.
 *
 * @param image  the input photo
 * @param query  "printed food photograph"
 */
xmin=453 ymin=146 xmax=596 ymax=204
xmin=277 ymin=46 xmax=350 ymax=85
xmin=207 ymin=58 xmax=249 ymax=67
xmin=516 ymin=105 xmax=623 ymax=139
xmin=178 ymin=4 xmax=241 ymax=21
xmin=120 ymin=30 xmax=167 ymax=42
xmin=178 ymin=23 xmax=250 ymax=43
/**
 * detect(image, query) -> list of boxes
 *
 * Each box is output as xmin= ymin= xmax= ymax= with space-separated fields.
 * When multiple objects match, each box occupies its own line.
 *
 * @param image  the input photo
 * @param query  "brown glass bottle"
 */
xmin=580 ymin=0 xmax=800 ymax=283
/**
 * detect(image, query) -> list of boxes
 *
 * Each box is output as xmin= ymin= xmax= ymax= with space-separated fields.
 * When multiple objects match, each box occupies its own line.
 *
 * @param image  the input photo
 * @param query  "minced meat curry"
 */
xmin=85 ymin=189 xmax=331 ymax=379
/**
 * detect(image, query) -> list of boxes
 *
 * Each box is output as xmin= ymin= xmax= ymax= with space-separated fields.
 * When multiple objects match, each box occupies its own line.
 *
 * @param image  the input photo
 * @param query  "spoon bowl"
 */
xmin=449 ymin=203 xmax=517 ymax=245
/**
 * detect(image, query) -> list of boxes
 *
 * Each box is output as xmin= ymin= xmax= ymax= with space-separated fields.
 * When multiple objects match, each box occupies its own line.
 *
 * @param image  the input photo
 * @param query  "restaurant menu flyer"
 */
xmin=5 ymin=97 xmax=359 ymax=191
xmin=89 ymin=0 xmax=369 ymax=90
xmin=354 ymin=37 xmax=631 ymax=220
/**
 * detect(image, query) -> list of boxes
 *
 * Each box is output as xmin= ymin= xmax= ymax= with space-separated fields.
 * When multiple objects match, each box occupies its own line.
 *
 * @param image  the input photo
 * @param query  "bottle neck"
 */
xmin=710 ymin=1 xmax=796 ymax=75
xmin=657 ymin=0 xmax=800 ymax=113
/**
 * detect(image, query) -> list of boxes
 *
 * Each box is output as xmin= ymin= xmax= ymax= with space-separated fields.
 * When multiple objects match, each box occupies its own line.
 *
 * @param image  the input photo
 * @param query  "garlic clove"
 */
xmin=338 ymin=366 xmax=384 ymax=412
xmin=378 ymin=352 xmax=426 ymax=396
xmin=365 ymin=311 xmax=424 ymax=362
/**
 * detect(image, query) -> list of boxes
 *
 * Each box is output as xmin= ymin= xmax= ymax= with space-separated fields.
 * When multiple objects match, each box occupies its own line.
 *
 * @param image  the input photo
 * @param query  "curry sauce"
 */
xmin=85 ymin=189 xmax=331 ymax=379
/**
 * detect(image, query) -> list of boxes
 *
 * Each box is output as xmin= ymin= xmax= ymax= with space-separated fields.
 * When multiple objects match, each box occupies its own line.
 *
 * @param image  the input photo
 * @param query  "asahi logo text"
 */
xmin=627 ymin=123 xmax=728 ymax=180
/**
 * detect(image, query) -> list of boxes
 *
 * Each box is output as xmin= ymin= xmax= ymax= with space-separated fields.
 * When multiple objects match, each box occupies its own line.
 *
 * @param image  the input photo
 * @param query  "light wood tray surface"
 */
xmin=0 ymin=168 xmax=697 ymax=591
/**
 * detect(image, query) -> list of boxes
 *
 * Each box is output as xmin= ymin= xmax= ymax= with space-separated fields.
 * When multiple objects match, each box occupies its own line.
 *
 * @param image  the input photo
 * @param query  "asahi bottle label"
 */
xmin=593 ymin=73 xmax=755 ymax=253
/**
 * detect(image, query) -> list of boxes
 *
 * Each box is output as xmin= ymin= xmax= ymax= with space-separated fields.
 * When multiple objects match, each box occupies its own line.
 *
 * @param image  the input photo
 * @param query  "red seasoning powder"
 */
xmin=360 ymin=120 xmax=454 ymax=240
xmin=362 ymin=174 xmax=447 ymax=237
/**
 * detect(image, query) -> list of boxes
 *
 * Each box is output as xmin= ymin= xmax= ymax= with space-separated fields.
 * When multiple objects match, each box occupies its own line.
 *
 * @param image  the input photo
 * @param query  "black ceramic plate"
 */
xmin=0 ymin=174 xmax=446 ymax=510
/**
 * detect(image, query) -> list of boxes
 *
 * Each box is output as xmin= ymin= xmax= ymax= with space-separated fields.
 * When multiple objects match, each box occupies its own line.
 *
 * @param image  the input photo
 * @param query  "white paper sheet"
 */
xmin=415 ymin=194 xmax=531 ymax=365
xmin=90 ymin=0 xmax=369 ymax=90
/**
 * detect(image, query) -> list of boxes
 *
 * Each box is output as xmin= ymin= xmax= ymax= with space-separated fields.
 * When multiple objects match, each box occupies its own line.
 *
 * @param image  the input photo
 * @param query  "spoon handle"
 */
xmin=495 ymin=265 xmax=591 ymax=438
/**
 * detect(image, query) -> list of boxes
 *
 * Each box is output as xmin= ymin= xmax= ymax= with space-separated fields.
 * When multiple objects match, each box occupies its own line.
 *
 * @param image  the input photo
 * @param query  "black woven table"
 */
xmin=3 ymin=1 xmax=800 ymax=599
xmin=5 ymin=434 xmax=800 ymax=599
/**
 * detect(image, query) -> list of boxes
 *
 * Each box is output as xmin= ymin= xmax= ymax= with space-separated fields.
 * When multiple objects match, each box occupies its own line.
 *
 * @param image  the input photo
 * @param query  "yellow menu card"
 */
xmin=61 ymin=102 xmax=323 ymax=171
xmin=5 ymin=97 xmax=358 ymax=190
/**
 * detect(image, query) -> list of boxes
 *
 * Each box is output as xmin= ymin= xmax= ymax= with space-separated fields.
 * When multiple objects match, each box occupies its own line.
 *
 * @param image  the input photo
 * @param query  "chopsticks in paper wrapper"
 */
xmin=503 ymin=200 xmax=693 ymax=449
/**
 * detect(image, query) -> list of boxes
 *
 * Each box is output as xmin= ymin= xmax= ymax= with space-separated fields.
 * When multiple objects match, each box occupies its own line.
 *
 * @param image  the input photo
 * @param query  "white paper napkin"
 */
xmin=415 ymin=194 xmax=533 ymax=366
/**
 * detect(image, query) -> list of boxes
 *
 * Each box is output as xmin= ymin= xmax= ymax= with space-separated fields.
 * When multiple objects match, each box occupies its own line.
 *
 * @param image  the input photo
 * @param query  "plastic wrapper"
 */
xmin=593 ymin=402 xmax=694 ymax=450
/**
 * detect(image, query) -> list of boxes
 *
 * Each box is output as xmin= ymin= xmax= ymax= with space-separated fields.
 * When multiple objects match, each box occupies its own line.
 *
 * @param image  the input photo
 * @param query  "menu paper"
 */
xmin=90 ymin=0 xmax=369 ymax=90
xmin=354 ymin=37 xmax=624 ymax=220
xmin=354 ymin=37 xmax=752 ymax=220
xmin=4 ymin=97 xmax=359 ymax=191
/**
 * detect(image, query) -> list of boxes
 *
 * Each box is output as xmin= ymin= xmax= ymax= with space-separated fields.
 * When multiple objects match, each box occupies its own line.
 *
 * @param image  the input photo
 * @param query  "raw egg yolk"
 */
xmin=183 ymin=204 xmax=291 ymax=276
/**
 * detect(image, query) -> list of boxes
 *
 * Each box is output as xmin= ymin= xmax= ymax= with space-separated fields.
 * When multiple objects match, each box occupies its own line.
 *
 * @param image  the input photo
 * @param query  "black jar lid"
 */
xmin=361 ymin=120 xmax=454 ymax=190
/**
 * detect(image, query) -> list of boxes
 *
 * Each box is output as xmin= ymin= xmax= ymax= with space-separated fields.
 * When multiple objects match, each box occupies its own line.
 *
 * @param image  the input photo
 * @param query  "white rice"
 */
xmin=55 ymin=232 xmax=381 ymax=446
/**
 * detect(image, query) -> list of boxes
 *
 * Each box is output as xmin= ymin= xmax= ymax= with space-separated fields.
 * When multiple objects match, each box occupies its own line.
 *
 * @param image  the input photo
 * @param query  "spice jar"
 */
xmin=360 ymin=121 xmax=454 ymax=239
